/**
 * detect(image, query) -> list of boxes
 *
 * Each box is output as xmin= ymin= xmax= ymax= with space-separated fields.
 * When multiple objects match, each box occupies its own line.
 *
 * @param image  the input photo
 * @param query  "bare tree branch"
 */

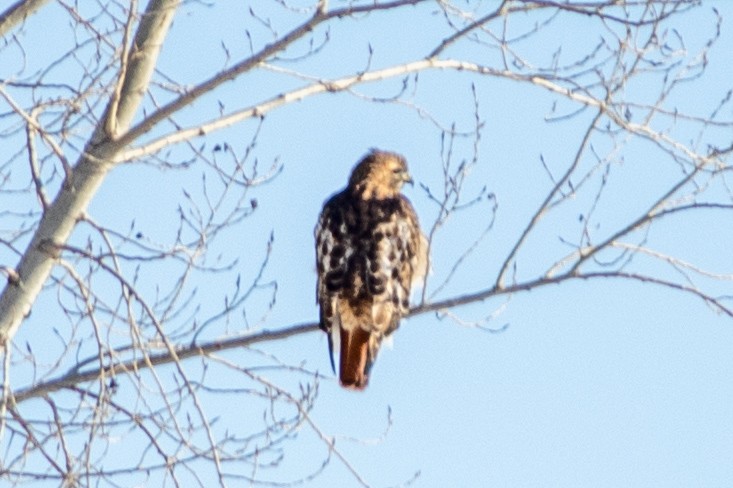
xmin=1 ymin=1 xmax=730 ymax=485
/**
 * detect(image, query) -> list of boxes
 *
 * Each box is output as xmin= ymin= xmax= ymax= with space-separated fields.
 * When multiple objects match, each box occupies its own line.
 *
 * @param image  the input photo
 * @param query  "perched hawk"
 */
xmin=315 ymin=149 xmax=428 ymax=390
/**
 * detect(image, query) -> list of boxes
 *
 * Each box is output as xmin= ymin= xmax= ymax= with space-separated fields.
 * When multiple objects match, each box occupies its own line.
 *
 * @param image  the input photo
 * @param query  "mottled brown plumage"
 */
xmin=315 ymin=149 xmax=428 ymax=390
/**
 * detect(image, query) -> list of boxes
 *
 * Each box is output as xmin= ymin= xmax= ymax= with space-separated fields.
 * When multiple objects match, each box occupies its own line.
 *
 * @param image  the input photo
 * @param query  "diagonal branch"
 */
xmin=11 ymin=322 xmax=318 ymax=403
xmin=495 ymin=109 xmax=603 ymax=288
xmin=116 ymin=0 xmax=429 ymax=148
xmin=429 ymin=0 xmax=509 ymax=58
xmin=118 ymin=59 xmax=603 ymax=162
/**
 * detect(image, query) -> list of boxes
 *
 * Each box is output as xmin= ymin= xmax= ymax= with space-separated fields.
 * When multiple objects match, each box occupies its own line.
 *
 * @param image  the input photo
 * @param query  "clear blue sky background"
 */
xmin=4 ymin=2 xmax=733 ymax=487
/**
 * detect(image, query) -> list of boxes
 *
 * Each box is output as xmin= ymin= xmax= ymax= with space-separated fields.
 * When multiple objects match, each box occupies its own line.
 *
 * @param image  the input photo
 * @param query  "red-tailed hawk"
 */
xmin=315 ymin=149 xmax=428 ymax=390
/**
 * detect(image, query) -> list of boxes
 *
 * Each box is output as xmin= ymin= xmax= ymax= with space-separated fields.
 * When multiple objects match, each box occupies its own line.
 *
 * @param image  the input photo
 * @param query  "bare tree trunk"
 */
xmin=0 ymin=0 xmax=180 ymax=345
xmin=0 ymin=0 xmax=50 ymax=36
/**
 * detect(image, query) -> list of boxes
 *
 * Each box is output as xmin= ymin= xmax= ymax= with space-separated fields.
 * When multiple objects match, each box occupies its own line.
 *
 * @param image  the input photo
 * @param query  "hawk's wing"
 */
xmin=315 ymin=192 xmax=350 ymax=373
xmin=388 ymin=196 xmax=427 ymax=318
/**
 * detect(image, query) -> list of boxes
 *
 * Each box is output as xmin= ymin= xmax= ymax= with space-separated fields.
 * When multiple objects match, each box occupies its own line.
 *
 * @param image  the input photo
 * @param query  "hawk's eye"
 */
xmin=392 ymin=168 xmax=402 ymax=174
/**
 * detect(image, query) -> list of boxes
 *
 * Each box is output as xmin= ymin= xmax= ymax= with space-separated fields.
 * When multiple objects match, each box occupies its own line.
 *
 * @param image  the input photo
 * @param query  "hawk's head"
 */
xmin=348 ymin=149 xmax=413 ymax=199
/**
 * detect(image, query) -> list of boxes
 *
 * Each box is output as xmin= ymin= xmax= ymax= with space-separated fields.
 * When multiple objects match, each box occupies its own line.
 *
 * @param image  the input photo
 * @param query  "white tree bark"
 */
xmin=0 ymin=0 xmax=51 ymax=36
xmin=0 ymin=0 xmax=180 ymax=345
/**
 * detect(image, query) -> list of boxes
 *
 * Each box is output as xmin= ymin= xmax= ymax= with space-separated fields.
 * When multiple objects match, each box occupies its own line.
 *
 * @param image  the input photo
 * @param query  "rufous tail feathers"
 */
xmin=339 ymin=327 xmax=372 ymax=390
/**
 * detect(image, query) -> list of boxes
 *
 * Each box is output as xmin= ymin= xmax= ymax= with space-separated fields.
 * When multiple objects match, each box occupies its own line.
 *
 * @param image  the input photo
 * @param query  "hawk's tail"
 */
xmin=339 ymin=327 xmax=374 ymax=390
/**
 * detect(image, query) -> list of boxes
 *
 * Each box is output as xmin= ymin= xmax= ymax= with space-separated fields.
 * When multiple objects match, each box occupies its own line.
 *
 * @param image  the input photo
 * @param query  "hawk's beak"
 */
xmin=403 ymin=173 xmax=414 ymax=186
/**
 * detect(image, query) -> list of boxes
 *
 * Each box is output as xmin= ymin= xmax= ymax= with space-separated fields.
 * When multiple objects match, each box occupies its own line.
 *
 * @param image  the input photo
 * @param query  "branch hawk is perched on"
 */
xmin=315 ymin=149 xmax=428 ymax=389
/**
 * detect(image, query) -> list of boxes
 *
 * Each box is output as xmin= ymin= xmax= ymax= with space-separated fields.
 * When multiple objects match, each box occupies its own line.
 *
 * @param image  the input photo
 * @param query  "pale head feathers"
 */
xmin=348 ymin=149 xmax=413 ymax=199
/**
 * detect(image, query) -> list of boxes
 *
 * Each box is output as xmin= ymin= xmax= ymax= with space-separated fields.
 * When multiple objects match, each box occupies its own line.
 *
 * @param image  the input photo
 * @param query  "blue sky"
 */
xmin=3 ymin=1 xmax=733 ymax=487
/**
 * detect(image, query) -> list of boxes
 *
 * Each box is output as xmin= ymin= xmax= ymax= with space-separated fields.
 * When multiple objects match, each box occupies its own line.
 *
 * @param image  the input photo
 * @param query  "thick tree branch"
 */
xmin=12 ymin=262 xmax=732 ymax=405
